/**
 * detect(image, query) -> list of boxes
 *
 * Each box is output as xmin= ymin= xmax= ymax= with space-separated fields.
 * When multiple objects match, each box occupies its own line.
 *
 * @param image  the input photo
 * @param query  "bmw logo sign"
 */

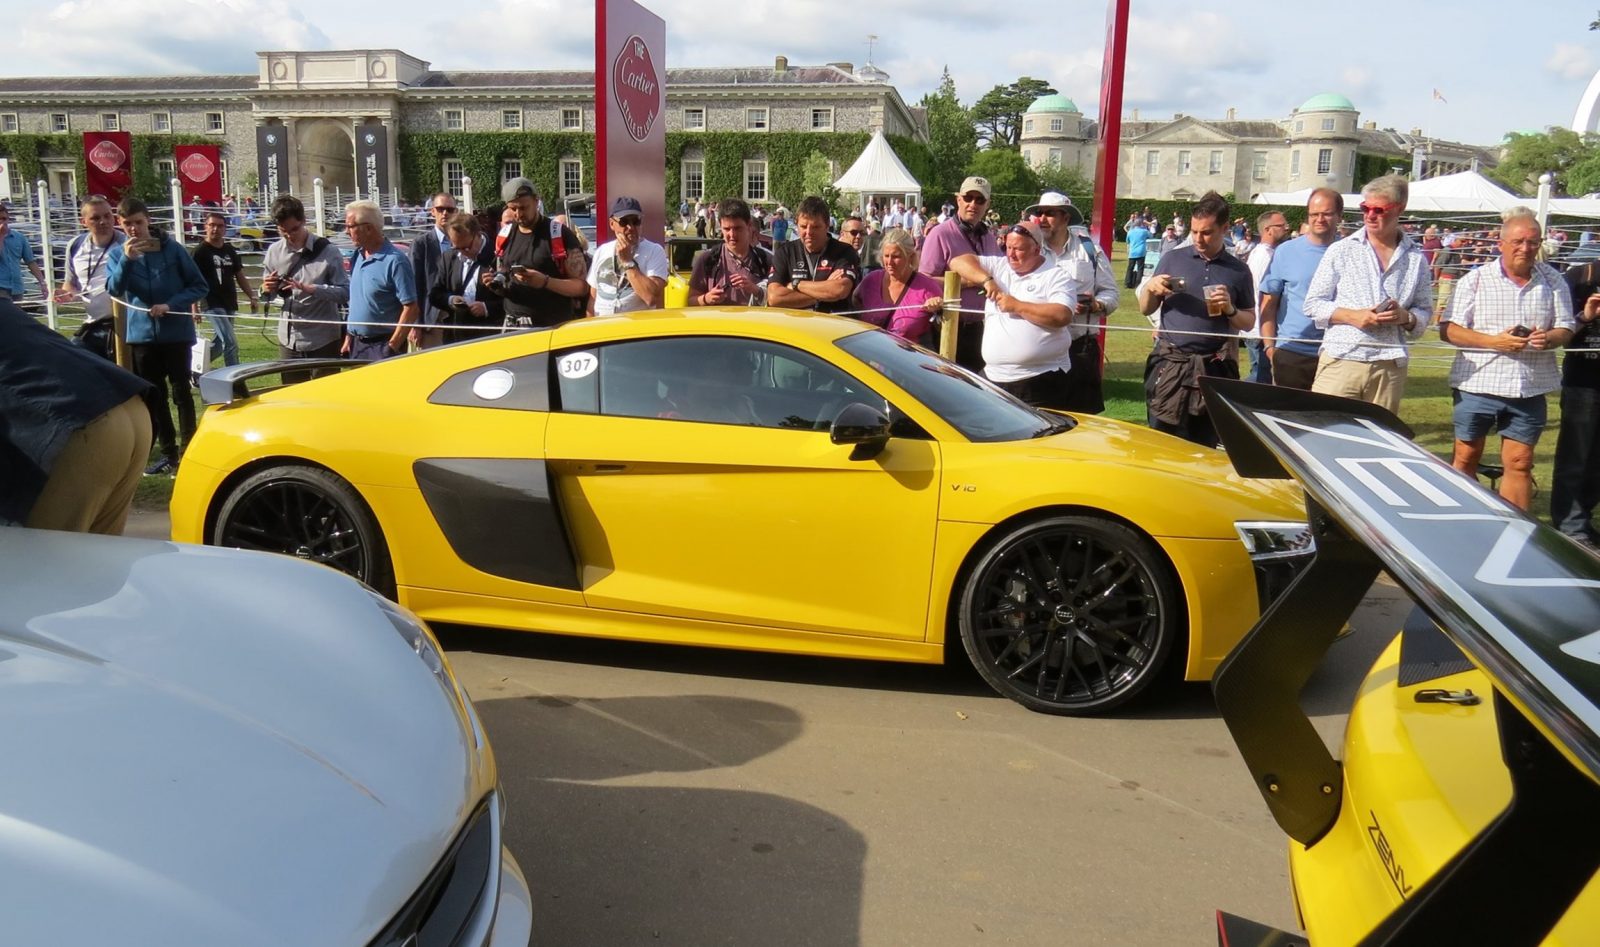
xmin=365 ymin=133 xmax=376 ymax=145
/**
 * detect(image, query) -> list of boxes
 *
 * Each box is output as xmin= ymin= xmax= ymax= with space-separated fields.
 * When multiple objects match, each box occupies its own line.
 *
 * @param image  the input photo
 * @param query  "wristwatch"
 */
xmin=621 ymin=261 xmax=639 ymax=272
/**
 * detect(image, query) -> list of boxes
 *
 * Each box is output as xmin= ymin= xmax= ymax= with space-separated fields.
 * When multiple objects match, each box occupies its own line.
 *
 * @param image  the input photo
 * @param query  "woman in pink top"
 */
xmin=852 ymin=228 xmax=944 ymax=346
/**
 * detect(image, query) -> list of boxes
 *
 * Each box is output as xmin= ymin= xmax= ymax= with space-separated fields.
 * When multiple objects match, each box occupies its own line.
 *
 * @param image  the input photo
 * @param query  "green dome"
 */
xmin=1026 ymin=93 xmax=1080 ymax=114
xmin=1298 ymin=92 xmax=1355 ymax=112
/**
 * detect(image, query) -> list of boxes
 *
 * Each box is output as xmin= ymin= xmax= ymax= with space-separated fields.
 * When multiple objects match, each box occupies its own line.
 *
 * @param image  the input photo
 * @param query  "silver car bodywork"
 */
xmin=0 ymin=528 xmax=532 ymax=946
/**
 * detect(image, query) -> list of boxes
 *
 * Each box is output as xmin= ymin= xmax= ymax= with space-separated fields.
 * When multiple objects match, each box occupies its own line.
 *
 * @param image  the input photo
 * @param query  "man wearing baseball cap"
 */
xmin=944 ymin=219 xmax=1082 ymax=409
xmin=1028 ymin=191 xmax=1117 ymax=413
xmin=920 ymin=175 xmax=1000 ymax=372
xmin=587 ymin=196 xmax=670 ymax=316
xmin=482 ymin=176 xmax=587 ymax=329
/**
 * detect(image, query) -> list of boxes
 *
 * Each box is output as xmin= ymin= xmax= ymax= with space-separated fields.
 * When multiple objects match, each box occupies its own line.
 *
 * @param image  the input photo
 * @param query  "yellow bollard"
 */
xmin=940 ymin=270 xmax=960 ymax=361
xmin=111 ymin=298 xmax=131 ymax=370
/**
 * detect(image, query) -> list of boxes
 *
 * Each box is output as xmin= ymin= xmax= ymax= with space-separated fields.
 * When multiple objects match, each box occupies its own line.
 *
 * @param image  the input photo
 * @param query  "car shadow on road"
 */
xmin=476 ymin=693 xmax=866 ymax=946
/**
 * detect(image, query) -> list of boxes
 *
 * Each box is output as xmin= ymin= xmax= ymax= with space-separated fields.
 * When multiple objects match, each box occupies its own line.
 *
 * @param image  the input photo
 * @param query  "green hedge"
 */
xmin=397 ymin=131 xmax=595 ymax=206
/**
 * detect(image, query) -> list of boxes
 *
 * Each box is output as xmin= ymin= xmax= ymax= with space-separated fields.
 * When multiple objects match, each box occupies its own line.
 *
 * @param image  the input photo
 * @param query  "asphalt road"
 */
xmin=125 ymin=509 xmax=1413 ymax=946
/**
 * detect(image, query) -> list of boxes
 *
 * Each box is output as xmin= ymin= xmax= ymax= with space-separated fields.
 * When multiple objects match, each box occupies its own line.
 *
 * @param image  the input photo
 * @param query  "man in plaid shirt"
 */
xmin=1440 ymin=209 xmax=1578 ymax=510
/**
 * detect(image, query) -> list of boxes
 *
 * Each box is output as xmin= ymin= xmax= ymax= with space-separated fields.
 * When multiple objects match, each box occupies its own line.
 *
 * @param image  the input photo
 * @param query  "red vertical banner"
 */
xmin=175 ymin=145 xmax=223 ymax=204
xmin=596 ymin=0 xmax=666 ymax=243
xmin=82 ymin=132 xmax=133 ymax=203
xmin=1091 ymin=0 xmax=1130 ymax=257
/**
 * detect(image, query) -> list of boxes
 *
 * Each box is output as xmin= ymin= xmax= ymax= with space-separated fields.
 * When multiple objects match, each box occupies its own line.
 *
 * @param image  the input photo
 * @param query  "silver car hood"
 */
xmin=0 ymin=529 xmax=492 ymax=947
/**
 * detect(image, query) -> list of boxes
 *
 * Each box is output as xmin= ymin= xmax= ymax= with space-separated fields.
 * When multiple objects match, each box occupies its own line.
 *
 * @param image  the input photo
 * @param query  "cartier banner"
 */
xmin=596 ymin=0 xmax=666 ymax=242
xmin=355 ymin=121 xmax=389 ymax=200
xmin=256 ymin=125 xmax=289 ymax=202
xmin=82 ymin=132 xmax=133 ymax=203
xmin=175 ymin=144 xmax=223 ymax=204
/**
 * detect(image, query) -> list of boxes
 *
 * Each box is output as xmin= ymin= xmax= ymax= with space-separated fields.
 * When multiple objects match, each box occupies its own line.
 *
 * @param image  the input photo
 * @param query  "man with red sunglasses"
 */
xmin=1303 ymin=174 xmax=1434 ymax=414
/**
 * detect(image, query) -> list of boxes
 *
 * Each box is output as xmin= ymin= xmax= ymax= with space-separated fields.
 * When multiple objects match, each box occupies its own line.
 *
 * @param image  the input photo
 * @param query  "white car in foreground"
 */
xmin=0 ymin=527 xmax=532 ymax=946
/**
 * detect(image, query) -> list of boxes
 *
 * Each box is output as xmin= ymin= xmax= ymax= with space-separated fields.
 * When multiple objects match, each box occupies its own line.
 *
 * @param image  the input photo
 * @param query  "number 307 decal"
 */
xmin=558 ymin=352 xmax=598 ymax=379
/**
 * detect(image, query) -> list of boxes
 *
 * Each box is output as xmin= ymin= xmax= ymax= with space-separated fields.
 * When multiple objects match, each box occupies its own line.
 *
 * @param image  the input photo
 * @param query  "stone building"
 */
xmin=0 ymin=49 xmax=925 ymax=204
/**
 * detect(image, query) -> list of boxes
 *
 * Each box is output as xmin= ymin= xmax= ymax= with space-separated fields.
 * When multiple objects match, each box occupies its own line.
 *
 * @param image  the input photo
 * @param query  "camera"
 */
xmin=265 ymin=271 xmax=293 ymax=300
xmin=489 ymin=270 xmax=511 ymax=291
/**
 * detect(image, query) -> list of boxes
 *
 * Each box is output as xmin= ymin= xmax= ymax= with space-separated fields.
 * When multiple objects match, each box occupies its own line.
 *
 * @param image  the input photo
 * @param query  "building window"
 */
xmin=1145 ymin=150 xmax=1159 ymax=175
xmin=560 ymin=158 xmax=582 ymax=198
xmin=501 ymin=109 xmax=522 ymax=130
xmin=1291 ymin=151 xmax=1301 ymax=177
xmin=205 ymin=112 xmax=225 ymax=133
xmin=1252 ymin=151 xmax=1268 ymax=181
xmin=1024 ymin=118 xmax=1034 ymax=134
xmin=1050 ymin=117 xmax=1064 ymax=133
xmin=1348 ymin=151 xmax=1357 ymax=177
xmin=502 ymin=159 xmax=523 ymax=182
xmin=1178 ymin=150 xmax=1191 ymax=175
xmin=155 ymin=158 xmax=175 ymax=182
xmin=219 ymin=159 xmax=229 ymax=195
xmin=50 ymin=113 xmax=68 ymax=133
xmin=1209 ymin=150 xmax=1222 ymax=174
xmin=442 ymin=159 xmax=464 ymax=198
xmin=744 ymin=159 xmax=768 ymax=201
xmin=1294 ymin=120 xmax=1303 ymax=133
xmin=745 ymin=108 xmax=769 ymax=131
xmin=1321 ymin=117 xmax=1335 ymax=132
xmin=152 ymin=111 xmax=171 ymax=133
xmin=810 ymin=108 xmax=833 ymax=131
xmin=101 ymin=113 xmax=120 ymax=132
xmin=681 ymin=160 xmax=704 ymax=201
xmin=683 ymin=107 xmax=705 ymax=131
xmin=561 ymin=108 xmax=582 ymax=131
xmin=1317 ymin=148 xmax=1333 ymax=176
xmin=443 ymin=109 xmax=464 ymax=131
xmin=1048 ymin=148 xmax=1063 ymax=166
xmin=0 ymin=114 xmax=17 ymax=134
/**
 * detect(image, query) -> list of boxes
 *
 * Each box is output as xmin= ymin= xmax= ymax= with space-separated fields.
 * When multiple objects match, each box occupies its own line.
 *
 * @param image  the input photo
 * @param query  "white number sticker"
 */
xmin=558 ymin=352 xmax=598 ymax=379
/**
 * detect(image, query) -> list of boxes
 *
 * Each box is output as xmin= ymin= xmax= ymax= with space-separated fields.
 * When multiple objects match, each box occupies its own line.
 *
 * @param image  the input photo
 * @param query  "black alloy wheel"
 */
xmin=958 ymin=515 xmax=1180 ymax=715
xmin=213 ymin=464 xmax=395 ymax=597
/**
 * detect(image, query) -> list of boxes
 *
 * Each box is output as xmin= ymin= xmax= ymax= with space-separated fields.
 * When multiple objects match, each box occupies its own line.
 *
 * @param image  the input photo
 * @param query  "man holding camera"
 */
xmin=260 ymin=195 xmax=348 ymax=381
xmin=484 ymin=177 xmax=587 ymax=329
xmin=1440 ymin=209 xmax=1577 ymax=511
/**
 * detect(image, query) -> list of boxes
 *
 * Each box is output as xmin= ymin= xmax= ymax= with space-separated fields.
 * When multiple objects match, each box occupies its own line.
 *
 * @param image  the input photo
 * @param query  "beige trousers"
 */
xmin=26 ymin=395 xmax=153 ymax=535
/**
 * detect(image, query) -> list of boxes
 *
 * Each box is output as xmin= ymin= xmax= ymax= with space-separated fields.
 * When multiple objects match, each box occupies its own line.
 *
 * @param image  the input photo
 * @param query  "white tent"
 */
xmin=1402 ymin=171 xmax=1525 ymax=213
xmin=832 ymin=130 xmax=921 ymax=208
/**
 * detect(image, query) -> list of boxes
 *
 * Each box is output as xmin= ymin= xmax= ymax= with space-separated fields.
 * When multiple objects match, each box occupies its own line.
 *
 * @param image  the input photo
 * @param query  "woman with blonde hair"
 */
xmin=852 ymin=227 xmax=944 ymax=345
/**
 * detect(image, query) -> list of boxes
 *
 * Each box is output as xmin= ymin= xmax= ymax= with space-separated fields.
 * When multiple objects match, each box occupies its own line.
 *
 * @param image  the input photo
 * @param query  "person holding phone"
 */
xmin=1439 ymin=209 xmax=1577 ymax=511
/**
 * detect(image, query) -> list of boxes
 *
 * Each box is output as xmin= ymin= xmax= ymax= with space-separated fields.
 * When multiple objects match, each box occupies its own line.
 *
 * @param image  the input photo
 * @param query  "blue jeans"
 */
xmin=1551 ymin=385 xmax=1600 ymax=541
xmin=1246 ymin=338 xmax=1274 ymax=384
xmin=204 ymin=307 xmax=240 ymax=367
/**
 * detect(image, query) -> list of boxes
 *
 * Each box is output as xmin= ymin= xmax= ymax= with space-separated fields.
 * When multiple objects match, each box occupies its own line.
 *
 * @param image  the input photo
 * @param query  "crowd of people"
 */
xmin=6 ymin=168 xmax=1600 ymax=554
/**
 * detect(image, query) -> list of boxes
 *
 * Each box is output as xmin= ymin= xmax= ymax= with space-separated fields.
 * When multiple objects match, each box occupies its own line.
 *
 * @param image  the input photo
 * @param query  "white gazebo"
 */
xmin=832 ymin=130 xmax=922 ymax=214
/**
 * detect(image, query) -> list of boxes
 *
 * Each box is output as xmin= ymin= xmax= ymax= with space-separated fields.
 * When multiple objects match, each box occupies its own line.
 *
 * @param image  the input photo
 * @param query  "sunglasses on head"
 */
xmin=1359 ymin=203 xmax=1396 ymax=216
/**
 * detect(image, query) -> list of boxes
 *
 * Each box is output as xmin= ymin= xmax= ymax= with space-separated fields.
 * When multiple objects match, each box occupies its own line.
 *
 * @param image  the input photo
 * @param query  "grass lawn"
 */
xmin=120 ymin=242 xmax=1557 ymax=524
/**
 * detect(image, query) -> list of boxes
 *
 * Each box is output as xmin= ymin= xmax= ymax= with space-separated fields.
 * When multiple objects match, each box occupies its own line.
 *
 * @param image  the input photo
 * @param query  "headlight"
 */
xmin=1235 ymin=521 xmax=1316 ymax=614
xmin=371 ymin=592 xmax=450 ymax=686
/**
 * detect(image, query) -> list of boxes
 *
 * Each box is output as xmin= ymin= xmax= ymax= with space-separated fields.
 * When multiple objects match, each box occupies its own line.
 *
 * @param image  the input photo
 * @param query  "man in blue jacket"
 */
xmin=106 ymin=197 xmax=210 ymax=475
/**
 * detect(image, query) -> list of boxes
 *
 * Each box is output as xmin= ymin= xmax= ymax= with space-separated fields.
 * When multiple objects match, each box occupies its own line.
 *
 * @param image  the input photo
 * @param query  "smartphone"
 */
xmin=1375 ymin=298 xmax=1398 ymax=314
xmin=1167 ymin=276 xmax=1187 ymax=292
xmin=509 ymin=264 xmax=528 ymax=274
xmin=1510 ymin=325 xmax=1533 ymax=338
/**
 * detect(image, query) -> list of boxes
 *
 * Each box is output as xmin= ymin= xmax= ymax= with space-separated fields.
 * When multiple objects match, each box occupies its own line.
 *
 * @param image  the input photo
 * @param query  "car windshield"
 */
xmin=835 ymin=330 xmax=1072 ymax=442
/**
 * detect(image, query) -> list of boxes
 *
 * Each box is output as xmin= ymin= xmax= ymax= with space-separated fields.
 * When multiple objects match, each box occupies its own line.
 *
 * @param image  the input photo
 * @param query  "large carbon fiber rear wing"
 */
xmin=198 ymin=359 xmax=361 ymax=406
xmin=1203 ymin=378 xmax=1600 ymax=947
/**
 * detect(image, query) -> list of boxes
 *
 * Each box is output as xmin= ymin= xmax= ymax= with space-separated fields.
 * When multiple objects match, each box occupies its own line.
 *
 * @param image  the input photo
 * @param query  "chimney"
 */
xmin=1131 ymin=107 xmax=1139 ymax=121
xmin=1226 ymin=107 xmax=1236 ymax=121
xmin=1173 ymin=112 xmax=1182 ymax=120
xmin=1363 ymin=120 xmax=1377 ymax=130
xmin=774 ymin=55 xmax=788 ymax=73
xmin=828 ymin=61 xmax=853 ymax=74
xmin=1409 ymin=127 xmax=1423 ymax=137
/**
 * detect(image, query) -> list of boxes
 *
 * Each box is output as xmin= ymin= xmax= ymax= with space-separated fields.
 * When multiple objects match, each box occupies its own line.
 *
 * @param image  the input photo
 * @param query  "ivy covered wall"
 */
xmin=0 ymin=133 xmax=222 ymax=203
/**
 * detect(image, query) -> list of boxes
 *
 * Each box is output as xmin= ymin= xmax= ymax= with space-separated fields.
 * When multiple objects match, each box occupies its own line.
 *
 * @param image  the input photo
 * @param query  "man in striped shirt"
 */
xmin=1439 ymin=209 xmax=1577 ymax=510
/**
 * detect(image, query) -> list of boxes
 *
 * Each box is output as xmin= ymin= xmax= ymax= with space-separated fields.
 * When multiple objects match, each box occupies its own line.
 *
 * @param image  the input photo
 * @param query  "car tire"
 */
xmin=957 ymin=515 xmax=1180 ymax=715
xmin=213 ymin=464 xmax=396 ymax=598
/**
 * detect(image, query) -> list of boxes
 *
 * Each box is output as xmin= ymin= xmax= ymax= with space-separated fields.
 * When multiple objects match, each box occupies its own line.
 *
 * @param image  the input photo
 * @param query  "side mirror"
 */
xmin=830 ymin=402 xmax=891 ymax=460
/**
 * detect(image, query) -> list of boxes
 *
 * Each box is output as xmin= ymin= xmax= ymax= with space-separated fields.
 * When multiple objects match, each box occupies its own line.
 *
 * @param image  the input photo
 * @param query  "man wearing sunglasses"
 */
xmin=920 ymin=176 xmax=1000 ymax=372
xmin=1303 ymin=174 xmax=1434 ymax=413
xmin=410 ymin=191 xmax=458 ymax=348
xmin=1029 ymin=191 xmax=1117 ymax=413
xmin=586 ymin=196 xmax=668 ymax=316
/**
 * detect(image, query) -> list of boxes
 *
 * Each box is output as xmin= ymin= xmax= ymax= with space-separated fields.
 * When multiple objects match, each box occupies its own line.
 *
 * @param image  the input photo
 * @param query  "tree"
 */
xmin=1591 ymin=8 xmax=1599 ymax=29
xmin=970 ymin=77 xmax=1057 ymax=149
xmin=1568 ymin=152 xmax=1600 ymax=197
xmin=919 ymin=67 xmax=977 ymax=197
xmin=966 ymin=148 xmax=1039 ymax=199
xmin=1490 ymin=128 xmax=1600 ymax=195
xmin=1034 ymin=162 xmax=1093 ymax=197
xmin=797 ymin=150 xmax=844 ymax=214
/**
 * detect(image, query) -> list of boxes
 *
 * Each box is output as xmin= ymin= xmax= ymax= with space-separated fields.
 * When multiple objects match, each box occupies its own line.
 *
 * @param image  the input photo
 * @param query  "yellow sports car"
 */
xmin=173 ymin=309 xmax=1310 ymax=715
xmin=1205 ymin=379 xmax=1600 ymax=945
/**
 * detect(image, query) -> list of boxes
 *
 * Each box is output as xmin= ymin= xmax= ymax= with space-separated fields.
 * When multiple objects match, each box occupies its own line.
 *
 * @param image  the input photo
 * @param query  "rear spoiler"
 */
xmin=198 ymin=359 xmax=361 ymax=406
xmin=1203 ymin=378 xmax=1600 ymax=947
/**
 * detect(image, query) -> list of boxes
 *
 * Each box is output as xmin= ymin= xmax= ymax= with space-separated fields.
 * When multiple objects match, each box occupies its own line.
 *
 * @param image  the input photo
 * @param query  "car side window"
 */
xmin=553 ymin=336 xmax=889 ymax=431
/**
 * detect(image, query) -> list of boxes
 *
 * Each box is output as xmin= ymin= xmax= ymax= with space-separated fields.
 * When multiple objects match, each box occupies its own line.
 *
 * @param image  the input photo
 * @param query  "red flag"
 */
xmin=82 ymin=131 xmax=132 ymax=203
xmin=175 ymin=145 xmax=222 ymax=204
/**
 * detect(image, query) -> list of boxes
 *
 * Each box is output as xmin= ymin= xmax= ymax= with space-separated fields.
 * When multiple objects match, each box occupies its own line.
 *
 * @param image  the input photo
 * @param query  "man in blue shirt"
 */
xmin=342 ymin=199 xmax=418 ymax=362
xmin=1259 ymin=189 xmax=1342 ymax=390
xmin=1124 ymin=218 xmax=1151 ymax=289
xmin=0 ymin=203 xmax=49 ymax=301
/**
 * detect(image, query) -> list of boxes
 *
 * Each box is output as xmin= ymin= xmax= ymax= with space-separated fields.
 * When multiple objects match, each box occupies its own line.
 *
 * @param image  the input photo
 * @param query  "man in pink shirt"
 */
xmin=919 ymin=176 xmax=1000 ymax=372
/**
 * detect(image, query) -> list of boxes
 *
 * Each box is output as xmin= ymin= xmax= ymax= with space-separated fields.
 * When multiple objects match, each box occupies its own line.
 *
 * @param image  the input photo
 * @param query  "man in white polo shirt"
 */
xmin=586 ymin=195 xmax=669 ymax=316
xmin=946 ymin=220 xmax=1080 ymax=408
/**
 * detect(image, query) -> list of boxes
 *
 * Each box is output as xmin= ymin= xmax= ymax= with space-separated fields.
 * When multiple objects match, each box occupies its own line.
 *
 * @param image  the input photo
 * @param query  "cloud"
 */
xmin=1547 ymin=42 xmax=1596 ymax=82
xmin=12 ymin=0 xmax=328 ymax=75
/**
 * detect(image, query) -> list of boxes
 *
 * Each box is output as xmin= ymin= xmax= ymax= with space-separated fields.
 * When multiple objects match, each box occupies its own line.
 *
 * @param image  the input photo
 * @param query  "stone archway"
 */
xmin=295 ymin=118 xmax=355 ymax=197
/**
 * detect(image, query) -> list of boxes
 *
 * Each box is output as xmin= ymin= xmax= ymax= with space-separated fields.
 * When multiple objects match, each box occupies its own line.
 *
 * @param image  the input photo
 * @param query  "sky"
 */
xmin=6 ymin=0 xmax=1596 ymax=148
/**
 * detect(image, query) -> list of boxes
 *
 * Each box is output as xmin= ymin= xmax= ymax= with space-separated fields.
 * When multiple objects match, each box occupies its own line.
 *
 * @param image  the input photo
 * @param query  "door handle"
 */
xmin=593 ymin=463 xmax=628 ymax=473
